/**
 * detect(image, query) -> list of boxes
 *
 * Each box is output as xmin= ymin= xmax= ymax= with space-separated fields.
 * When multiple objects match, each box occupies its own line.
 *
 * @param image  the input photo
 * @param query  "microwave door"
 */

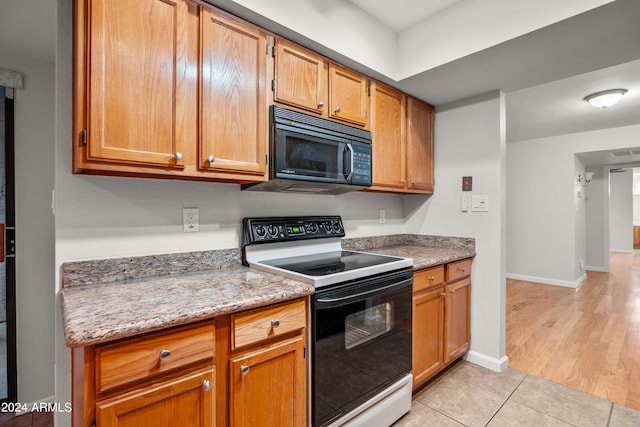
xmin=275 ymin=126 xmax=349 ymax=184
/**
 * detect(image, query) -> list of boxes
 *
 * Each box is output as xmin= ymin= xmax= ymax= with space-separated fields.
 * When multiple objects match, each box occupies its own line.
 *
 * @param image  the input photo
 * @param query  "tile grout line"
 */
xmin=483 ymin=372 xmax=530 ymax=426
xmin=606 ymin=401 xmax=614 ymax=426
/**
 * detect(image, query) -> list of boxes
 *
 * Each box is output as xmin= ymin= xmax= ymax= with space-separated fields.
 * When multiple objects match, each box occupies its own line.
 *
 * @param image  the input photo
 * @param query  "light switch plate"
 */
xmin=471 ymin=195 xmax=489 ymax=212
xmin=461 ymin=195 xmax=469 ymax=212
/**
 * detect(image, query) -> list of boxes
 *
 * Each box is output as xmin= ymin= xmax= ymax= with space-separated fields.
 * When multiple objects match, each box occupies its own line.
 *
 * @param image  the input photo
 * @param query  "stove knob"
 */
xmin=307 ymin=222 xmax=318 ymax=234
xmin=324 ymin=221 xmax=333 ymax=233
xmin=255 ymin=225 xmax=266 ymax=237
xmin=267 ymin=225 xmax=278 ymax=237
xmin=331 ymin=221 xmax=342 ymax=233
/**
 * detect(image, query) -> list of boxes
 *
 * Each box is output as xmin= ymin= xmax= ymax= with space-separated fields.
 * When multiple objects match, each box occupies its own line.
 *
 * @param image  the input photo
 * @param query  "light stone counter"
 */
xmin=61 ymin=234 xmax=474 ymax=348
xmin=60 ymin=252 xmax=313 ymax=347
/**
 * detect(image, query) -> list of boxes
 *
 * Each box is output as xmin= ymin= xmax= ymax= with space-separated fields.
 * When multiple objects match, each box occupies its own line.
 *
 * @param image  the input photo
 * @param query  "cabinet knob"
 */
xmin=318 ymin=101 xmax=324 ymax=108
xmin=428 ymin=276 xmax=435 ymax=282
xmin=159 ymin=349 xmax=171 ymax=361
xmin=240 ymin=365 xmax=250 ymax=376
xmin=271 ymin=319 xmax=280 ymax=328
xmin=412 ymin=181 xmax=416 ymax=186
xmin=402 ymin=180 xmax=407 ymax=185
xmin=202 ymin=380 xmax=212 ymax=391
xmin=334 ymin=107 xmax=341 ymax=113
xmin=450 ymin=289 xmax=456 ymax=294
xmin=207 ymin=155 xmax=215 ymax=163
xmin=440 ymin=292 xmax=447 ymax=297
xmin=459 ymin=268 xmax=466 ymax=273
xmin=174 ymin=152 xmax=183 ymax=161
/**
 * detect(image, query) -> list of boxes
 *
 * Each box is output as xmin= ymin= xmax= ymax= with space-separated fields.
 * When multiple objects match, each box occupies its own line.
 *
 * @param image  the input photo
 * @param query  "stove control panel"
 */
xmin=243 ymin=216 xmax=345 ymax=244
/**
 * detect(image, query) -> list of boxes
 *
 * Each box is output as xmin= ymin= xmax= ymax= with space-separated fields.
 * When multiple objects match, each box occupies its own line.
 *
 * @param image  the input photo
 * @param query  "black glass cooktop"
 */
xmin=260 ymin=250 xmax=402 ymax=276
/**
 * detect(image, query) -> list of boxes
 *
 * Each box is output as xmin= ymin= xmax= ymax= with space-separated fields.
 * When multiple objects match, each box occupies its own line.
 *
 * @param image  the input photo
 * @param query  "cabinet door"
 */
xmin=406 ymin=97 xmax=434 ymax=193
xmin=274 ymin=39 xmax=328 ymax=115
xmin=83 ymin=0 xmax=196 ymax=168
xmin=200 ymin=9 xmax=267 ymax=179
xmin=412 ymin=287 xmax=444 ymax=389
xmin=444 ymin=278 xmax=471 ymax=364
xmin=329 ymin=64 xmax=369 ymax=128
xmin=96 ymin=368 xmax=215 ymax=427
xmin=370 ymin=82 xmax=406 ymax=190
xmin=230 ymin=335 xmax=306 ymax=427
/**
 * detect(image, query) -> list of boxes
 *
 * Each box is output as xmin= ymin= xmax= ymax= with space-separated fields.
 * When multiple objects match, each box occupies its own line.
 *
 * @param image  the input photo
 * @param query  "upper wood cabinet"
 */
xmin=200 ymin=8 xmax=267 ymax=178
xmin=369 ymin=82 xmax=406 ymax=191
xmin=273 ymin=39 xmax=370 ymax=129
xmin=406 ymin=97 xmax=435 ymax=193
xmin=273 ymin=38 xmax=328 ymax=115
xmin=77 ymin=0 xmax=197 ymax=170
xmin=367 ymin=86 xmax=434 ymax=194
xmin=328 ymin=64 xmax=369 ymax=128
xmin=74 ymin=0 xmax=269 ymax=183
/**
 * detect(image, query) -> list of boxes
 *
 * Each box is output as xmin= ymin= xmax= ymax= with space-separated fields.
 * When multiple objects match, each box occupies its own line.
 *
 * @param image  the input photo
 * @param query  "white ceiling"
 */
xmin=347 ymin=0 xmax=463 ymax=32
xmin=1 ymin=0 xmax=639 ymax=165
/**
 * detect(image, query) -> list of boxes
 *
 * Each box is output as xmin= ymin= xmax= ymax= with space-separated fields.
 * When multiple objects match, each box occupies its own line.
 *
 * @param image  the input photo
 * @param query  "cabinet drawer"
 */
xmin=413 ymin=266 xmax=445 ymax=293
xmin=232 ymin=299 xmax=306 ymax=350
xmin=446 ymin=259 xmax=472 ymax=282
xmin=96 ymin=322 xmax=215 ymax=393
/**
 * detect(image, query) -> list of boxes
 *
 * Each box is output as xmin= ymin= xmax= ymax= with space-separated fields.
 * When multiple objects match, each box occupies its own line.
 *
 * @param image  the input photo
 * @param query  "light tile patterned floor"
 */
xmin=394 ymin=361 xmax=640 ymax=427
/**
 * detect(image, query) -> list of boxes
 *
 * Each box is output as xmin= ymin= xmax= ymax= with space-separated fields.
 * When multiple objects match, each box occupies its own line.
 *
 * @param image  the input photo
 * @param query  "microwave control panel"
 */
xmin=351 ymin=143 xmax=372 ymax=186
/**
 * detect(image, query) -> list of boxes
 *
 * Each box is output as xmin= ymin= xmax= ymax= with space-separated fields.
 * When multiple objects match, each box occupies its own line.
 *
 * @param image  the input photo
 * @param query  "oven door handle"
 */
xmin=315 ymin=277 xmax=413 ymax=307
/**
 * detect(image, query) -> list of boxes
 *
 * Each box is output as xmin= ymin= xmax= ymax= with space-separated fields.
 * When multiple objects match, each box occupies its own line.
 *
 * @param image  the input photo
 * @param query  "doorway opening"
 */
xmin=0 ymin=86 xmax=17 ymax=403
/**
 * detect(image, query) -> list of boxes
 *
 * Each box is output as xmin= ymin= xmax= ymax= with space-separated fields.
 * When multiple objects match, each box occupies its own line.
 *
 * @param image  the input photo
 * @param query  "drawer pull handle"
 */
xmin=241 ymin=365 xmax=250 ymax=376
xmin=428 ymin=276 xmax=435 ymax=281
xmin=159 ymin=349 xmax=171 ymax=361
xmin=271 ymin=319 xmax=281 ymax=328
xmin=203 ymin=380 xmax=212 ymax=391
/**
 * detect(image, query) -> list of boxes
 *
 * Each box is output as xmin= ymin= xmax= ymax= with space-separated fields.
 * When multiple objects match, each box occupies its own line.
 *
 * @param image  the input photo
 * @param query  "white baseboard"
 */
xmin=586 ymin=265 xmax=608 ymax=272
xmin=464 ymin=351 xmax=509 ymax=373
xmin=506 ymin=273 xmax=585 ymax=289
xmin=610 ymin=249 xmax=634 ymax=253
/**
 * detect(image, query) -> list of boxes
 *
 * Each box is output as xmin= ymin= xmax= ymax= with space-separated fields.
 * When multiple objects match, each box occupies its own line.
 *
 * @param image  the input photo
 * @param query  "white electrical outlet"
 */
xmin=379 ymin=208 xmax=386 ymax=224
xmin=183 ymin=208 xmax=199 ymax=232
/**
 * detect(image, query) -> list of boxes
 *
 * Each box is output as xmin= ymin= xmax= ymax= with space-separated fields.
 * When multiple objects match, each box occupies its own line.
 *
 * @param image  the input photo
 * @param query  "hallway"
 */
xmin=506 ymin=252 xmax=640 ymax=410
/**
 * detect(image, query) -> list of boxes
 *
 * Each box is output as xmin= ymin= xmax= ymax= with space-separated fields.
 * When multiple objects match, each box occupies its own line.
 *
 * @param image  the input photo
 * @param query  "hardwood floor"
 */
xmin=507 ymin=252 xmax=640 ymax=411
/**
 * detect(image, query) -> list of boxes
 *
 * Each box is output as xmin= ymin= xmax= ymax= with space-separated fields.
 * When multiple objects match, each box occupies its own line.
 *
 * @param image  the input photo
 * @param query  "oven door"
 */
xmin=312 ymin=268 xmax=413 ymax=427
xmin=273 ymin=122 xmax=353 ymax=184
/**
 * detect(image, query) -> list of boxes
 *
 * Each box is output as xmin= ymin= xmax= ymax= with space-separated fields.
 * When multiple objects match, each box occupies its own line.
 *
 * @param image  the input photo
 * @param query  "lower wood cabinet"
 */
xmin=228 ymin=299 xmax=307 ymax=427
xmin=96 ymin=368 xmax=215 ymax=427
xmin=71 ymin=298 xmax=308 ymax=427
xmin=229 ymin=335 xmax=306 ymax=426
xmin=412 ymin=259 xmax=472 ymax=390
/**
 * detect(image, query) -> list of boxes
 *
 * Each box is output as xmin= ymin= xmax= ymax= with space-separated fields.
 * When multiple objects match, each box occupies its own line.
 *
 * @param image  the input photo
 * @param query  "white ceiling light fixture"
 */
xmin=584 ymin=88 xmax=628 ymax=108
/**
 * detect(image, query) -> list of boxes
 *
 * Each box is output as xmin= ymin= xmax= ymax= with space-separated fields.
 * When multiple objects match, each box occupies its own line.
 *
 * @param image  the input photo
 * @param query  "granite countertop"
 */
xmin=60 ymin=234 xmax=475 ymax=348
xmin=60 ymin=263 xmax=314 ymax=347
xmin=342 ymin=234 xmax=476 ymax=270
xmin=363 ymin=245 xmax=475 ymax=270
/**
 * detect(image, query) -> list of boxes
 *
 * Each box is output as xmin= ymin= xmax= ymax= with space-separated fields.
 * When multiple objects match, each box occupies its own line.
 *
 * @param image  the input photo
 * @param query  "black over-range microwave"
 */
xmin=242 ymin=106 xmax=372 ymax=195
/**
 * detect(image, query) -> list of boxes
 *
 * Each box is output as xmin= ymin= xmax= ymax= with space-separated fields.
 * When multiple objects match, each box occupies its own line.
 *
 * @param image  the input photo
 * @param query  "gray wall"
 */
xmin=609 ymin=169 xmax=633 ymax=252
